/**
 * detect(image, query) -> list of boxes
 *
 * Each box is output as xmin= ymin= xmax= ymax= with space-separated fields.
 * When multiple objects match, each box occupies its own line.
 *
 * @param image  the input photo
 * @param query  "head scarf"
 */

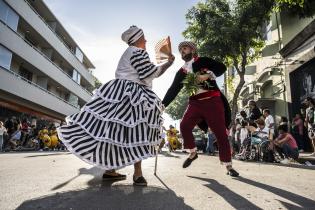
xmin=178 ymin=41 xmax=197 ymax=52
xmin=121 ymin=25 xmax=144 ymax=45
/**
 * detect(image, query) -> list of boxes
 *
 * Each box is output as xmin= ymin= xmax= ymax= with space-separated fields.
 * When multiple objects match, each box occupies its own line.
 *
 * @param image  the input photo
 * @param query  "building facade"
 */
xmin=226 ymin=11 xmax=315 ymax=122
xmin=0 ymin=0 xmax=96 ymax=124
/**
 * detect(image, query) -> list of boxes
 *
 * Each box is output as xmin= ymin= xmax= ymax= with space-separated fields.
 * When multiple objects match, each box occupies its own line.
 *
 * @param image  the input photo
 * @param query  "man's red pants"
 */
xmin=180 ymin=96 xmax=231 ymax=163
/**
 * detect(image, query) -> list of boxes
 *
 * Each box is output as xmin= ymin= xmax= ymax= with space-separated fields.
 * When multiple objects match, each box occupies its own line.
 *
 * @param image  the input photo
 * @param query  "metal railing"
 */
xmin=0 ymin=66 xmax=80 ymax=109
xmin=0 ymin=20 xmax=93 ymax=96
xmin=23 ymin=0 xmax=93 ymax=73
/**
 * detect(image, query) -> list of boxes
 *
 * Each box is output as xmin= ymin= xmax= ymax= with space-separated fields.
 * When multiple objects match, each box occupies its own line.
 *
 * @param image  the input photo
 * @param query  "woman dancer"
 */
xmin=58 ymin=26 xmax=174 ymax=186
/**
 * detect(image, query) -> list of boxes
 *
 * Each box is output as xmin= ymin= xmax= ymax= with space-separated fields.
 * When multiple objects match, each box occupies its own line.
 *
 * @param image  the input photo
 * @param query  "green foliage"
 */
xmin=182 ymin=73 xmax=199 ymax=96
xmin=165 ymin=90 xmax=189 ymax=120
xmin=94 ymin=77 xmax=102 ymax=89
xmin=184 ymin=0 xmax=273 ymax=67
xmin=276 ymin=0 xmax=315 ymax=18
xmin=226 ymin=75 xmax=235 ymax=94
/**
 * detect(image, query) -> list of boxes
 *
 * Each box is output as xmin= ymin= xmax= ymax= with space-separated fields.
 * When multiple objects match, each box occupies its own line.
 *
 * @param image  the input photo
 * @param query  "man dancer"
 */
xmin=162 ymin=41 xmax=239 ymax=177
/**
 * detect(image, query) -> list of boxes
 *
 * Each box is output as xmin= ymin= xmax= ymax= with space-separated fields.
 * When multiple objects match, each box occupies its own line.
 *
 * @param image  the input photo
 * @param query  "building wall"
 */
xmin=0 ymin=68 xmax=79 ymax=116
xmin=280 ymin=12 xmax=314 ymax=47
xmin=0 ymin=22 xmax=92 ymax=102
xmin=5 ymin=0 xmax=94 ymax=85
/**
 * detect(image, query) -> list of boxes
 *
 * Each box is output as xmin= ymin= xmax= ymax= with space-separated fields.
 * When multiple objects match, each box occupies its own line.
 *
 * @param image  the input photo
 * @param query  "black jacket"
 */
xmin=162 ymin=57 xmax=231 ymax=131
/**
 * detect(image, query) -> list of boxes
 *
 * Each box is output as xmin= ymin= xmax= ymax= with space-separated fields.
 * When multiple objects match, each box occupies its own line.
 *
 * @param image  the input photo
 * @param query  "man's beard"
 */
xmin=182 ymin=53 xmax=193 ymax=62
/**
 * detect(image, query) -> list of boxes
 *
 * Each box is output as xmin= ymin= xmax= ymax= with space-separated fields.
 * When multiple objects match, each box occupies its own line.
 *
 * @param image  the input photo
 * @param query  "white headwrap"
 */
xmin=121 ymin=26 xmax=144 ymax=45
xmin=178 ymin=41 xmax=197 ymax=52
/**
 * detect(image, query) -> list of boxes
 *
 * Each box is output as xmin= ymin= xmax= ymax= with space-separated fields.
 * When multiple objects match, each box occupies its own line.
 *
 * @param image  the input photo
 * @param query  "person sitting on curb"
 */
xmin=271 ymin=124 xmax=299 ymax=164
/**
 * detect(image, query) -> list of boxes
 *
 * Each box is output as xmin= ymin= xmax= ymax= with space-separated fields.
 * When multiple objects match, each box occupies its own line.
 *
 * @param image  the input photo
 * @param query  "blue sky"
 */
xmin=44 ymin=0 xmax=224 ymax=127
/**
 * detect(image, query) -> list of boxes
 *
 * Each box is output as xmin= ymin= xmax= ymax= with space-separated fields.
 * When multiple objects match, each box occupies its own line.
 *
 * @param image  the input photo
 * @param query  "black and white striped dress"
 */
xmin=57 ymin=46 xmax=164 ymax=170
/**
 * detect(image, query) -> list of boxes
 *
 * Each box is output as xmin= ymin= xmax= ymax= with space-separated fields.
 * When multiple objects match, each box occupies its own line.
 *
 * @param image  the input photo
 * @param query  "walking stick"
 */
xmin=154 ymin=146 xmax=158 ymax=175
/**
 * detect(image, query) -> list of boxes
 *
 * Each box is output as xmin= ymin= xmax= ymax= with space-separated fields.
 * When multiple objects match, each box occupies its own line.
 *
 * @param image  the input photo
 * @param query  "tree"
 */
xmin=165 ymin=90 xmax=189 ymax=120
xmin=183 ymin=0 xmax=274 ymax=123
xmin=94 ymin=76 xmax=102 ymax=89
xmin=276 ymin=0 xmax=315 ymax=18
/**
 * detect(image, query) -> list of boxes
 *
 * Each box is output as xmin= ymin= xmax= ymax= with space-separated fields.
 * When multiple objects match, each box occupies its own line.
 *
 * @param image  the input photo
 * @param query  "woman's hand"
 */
xmin=168 ymin=54 xmax=175 ymax=63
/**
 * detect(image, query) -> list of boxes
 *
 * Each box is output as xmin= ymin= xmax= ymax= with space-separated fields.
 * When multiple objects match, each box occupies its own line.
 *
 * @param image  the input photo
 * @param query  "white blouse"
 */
xmin=115 ymin=46 xmax=162 ymax=89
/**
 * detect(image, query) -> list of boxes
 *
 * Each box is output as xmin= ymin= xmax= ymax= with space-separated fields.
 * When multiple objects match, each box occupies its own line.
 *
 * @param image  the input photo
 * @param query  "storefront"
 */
xmin=289 ymin=58 xmax=315 ymax=117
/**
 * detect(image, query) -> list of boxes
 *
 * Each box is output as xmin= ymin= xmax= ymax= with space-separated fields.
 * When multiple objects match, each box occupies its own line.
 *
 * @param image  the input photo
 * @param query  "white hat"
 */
xmin=121 ymin=25 xmax=144 ymax=45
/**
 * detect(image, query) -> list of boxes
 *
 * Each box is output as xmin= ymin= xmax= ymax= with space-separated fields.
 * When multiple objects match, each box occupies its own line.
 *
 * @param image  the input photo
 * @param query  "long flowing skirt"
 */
xmin=57 ymin=79 xmax=163 ymax=170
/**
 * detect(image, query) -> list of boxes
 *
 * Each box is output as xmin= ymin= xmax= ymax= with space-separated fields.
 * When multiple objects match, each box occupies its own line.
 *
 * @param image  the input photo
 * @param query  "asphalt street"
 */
xmin=0 ymin=151 xmax=314 ymax=210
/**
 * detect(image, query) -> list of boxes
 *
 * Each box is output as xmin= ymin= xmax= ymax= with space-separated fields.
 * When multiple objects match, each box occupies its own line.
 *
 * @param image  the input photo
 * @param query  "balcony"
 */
xmin=4 ymin=0 xmax=95 ymax=85
xmin=0 ymin=21 xmax=92 ymax=102
xmin=0 ymin=66 xmax=79 ymax=116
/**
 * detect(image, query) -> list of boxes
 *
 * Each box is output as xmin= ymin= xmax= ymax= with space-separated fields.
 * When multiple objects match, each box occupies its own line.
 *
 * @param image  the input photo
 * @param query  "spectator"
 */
xmin=248 ymin=100 xmax=262 ymax=125
xmin=21 ymin=118 xmax=30 ymax=146
xmin=263 ymin=109 xmax=275 ymax=140
xmin=206 ymin=128 xmax=216 ymax=155
xmin=253 ymin=119 xmax=270 ymax=139
xmin=273 ymin=124 xmax=299 ymax=164
xmin=0 ymin=121 xmax=7 ymax=152
xmin=280 ymin=116 xmax=289 ymax=126
xmin=240 ymin=110 xmax=248 ymax=124
xmin=8 ymin=123 xmax=21 ymax=150
xmin=292 ymin=113 xmax=306 ymax=152
xmin=304 ymin=97 xmax=315 ymax=156
xmin=234 ymin=119 xmax=241 ymax=144
xmin=239 ymin=120 xmax=249 ymax=146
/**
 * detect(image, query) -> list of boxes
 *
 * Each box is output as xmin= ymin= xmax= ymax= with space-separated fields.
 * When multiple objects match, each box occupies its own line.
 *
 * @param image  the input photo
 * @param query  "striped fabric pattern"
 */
xmin=57 ymin=79 xmax=163 ymax=170
xmin=130 ymin=49 xmax=158 ymax=80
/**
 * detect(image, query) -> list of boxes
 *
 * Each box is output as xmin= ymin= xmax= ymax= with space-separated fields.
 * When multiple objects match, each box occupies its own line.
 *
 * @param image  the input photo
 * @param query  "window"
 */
xmin=75 ymin=47 xmax=83 ymax=62
xmin=72 ymin=69 xmax=81 ymax=84
xmin=19 ymin=66 xmax=33 ymax=81
xmin=0 ymin=45 xmax=12 ymax=69
xmin=68 ymin=93 xmax=79 ymax=107
xmin=262 ymin=20 xmax=272 ymax=41
xmin=0 ymin=0 xmax=8 ymax=22
xmin=0 ymin=0 xmax=19 ymax=31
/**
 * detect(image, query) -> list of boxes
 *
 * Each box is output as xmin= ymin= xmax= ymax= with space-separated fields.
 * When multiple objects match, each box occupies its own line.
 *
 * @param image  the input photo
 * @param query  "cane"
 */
xmin=154 ymin=146 xmax=158 ymax=175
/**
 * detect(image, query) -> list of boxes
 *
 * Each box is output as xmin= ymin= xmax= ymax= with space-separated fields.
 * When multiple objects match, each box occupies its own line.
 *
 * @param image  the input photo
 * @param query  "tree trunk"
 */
xmin=231 ymin=71 xmax=245 ymax=125
xmin=229 ymin=55 xmax=248 ymax=125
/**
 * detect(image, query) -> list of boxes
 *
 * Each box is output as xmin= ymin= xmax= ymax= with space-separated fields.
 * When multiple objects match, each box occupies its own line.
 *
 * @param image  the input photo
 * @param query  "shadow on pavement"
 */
xmin=234 ymin=160 xmax=315 ymax=170
xmin=17 ymin=167 xmax=193 ymax=210
xmin=159 ymin=151 xmax=181 ymax=158
xmin=188 ymin=176 xmax=263 ymax=210
xmin=24 ymin=152 xmax=71 ymax=158
xmin=234 ymin=176 xmax=315 ymax=209
xmin=51 ymin=167 xmax=104 ymax=191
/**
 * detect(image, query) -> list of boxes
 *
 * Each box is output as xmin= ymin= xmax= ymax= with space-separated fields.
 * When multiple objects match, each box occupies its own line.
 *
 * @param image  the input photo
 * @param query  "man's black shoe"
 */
xmin=227 ymin=168 xmax=239 ymax=177
xmin=183 ymin=153 xmax=198 ymax=168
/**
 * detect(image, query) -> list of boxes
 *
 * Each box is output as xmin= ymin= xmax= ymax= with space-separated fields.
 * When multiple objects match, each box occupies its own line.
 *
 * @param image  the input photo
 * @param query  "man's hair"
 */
xmin=255 ymin=118 xmax=265 ymax=126
xmin=263 ymin=109 xmax=270 ymax=114
xmin=248 ymin=100 xmax=256 ymax=107
xmin=306 ymin=97 xmax=315 ymax=105
xmin=278 ymin=124 xmax=288 ymax=132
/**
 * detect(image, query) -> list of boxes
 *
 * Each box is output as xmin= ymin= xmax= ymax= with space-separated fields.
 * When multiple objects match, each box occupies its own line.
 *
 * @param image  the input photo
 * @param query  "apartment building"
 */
xmin=226 ymin=11 xmax=315 ymax=121
xmin=0 ymin=0 xmax=95 ymax=124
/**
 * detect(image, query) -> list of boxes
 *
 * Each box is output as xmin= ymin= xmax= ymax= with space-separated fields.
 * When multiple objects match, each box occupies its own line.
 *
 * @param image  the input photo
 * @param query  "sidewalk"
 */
xmin=297 ymin=152 xmax=315 ymax=165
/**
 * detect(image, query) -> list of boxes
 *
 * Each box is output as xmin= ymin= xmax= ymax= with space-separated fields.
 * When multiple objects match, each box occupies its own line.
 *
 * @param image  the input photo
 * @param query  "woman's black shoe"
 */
xmin=227 ymin=168 xmax=239 ymax=177
xmin=102 ymin=172 xmax=127 ymax=181
xmin=183 ymin=153 xmax=198 ymax=168
xmin=133 ymin=176 xmax=147 ymax=186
